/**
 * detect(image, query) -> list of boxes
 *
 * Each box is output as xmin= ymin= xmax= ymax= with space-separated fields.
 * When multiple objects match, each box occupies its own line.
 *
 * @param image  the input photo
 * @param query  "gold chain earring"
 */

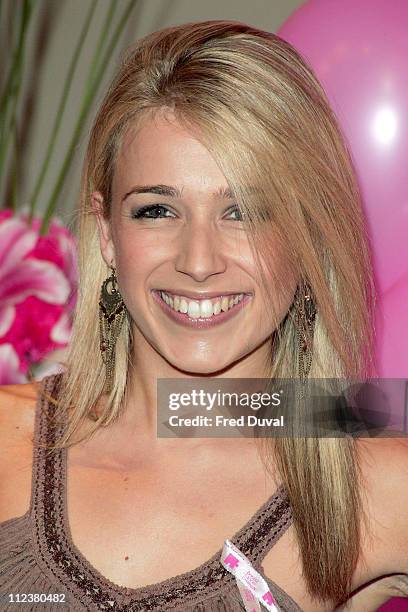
xmin=99 ymin=266 xmax=126 ymax=393
xmin=294 ymin=280 xmax=317 ymax=383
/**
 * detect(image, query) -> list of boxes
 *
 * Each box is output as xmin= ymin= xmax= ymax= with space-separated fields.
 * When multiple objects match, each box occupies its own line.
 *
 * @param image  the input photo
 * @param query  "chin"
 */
xmin=168 ymin=355 xmax=232 ymax=377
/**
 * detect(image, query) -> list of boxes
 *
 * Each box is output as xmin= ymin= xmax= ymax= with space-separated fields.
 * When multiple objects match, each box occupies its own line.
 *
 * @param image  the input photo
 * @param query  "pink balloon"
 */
xmin=375 ymin=273 xmax=408 ymax=377
xmin=278 ymin=0 xmax=408 ymax=378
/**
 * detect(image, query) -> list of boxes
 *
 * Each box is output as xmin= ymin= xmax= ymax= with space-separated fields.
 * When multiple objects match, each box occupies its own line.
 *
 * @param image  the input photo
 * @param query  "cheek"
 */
xmin=112 ymin=229 xmax=171 ymax=302
xmin=112 ymin=234 xmax=142 ymax=280
xmin=252 ymin=251 xmax=299 ymax=327
xmin=275 ymin=258 xmax=299 ymax=310
xmin=113 ymin=221 xmax=163 ymax=266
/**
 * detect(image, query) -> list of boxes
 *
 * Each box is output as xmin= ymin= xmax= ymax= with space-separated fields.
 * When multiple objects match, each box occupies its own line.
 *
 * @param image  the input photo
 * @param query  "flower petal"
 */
xmin=0 ymin=343 xmax=26 ymax=385
xmin=0 ymin=218 xmax=38 ymax=277
xmin=30 ymin=347 xmax=67 ymax=380
xmin=0 ymin=259 xmax=70 ymax=306
xmin=56 ymin=231 xmax=78 ymax=282
xmin=0 ymin=305 xmax=15 ymax=337
xmin=50 ymin=311 xmax=72 ymax=344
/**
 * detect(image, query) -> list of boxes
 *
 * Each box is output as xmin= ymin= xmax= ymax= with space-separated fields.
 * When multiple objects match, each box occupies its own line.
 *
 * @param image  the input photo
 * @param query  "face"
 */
xmin=93 ymin=110 xmax=298 ymax=376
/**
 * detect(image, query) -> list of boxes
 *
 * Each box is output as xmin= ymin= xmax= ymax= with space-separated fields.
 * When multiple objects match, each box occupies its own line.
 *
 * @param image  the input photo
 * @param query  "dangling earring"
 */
xmin=99 ymin=266 xmax=126 ymax=393
xmin=294 ymin=280 xmax=317 ymax=383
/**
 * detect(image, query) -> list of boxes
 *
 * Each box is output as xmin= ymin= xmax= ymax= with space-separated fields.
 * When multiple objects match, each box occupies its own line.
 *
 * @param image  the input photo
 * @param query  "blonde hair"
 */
xmin=48 ymin=21 xmax=378 ymax=606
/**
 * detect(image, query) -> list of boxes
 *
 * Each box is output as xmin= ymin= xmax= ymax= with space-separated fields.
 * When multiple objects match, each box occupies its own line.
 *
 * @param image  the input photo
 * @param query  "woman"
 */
xmin=0 ymin=20 xmax=407 ymax=612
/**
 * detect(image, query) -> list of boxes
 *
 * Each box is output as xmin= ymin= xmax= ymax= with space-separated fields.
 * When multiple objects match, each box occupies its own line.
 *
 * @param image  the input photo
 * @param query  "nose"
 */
xmin=174 ymin=220 xmax=227 ymax=282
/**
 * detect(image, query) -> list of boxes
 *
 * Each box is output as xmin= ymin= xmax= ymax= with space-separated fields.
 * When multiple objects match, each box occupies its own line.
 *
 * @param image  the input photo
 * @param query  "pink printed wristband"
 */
xmin=220 ymin=540 xmax=281 ymax=612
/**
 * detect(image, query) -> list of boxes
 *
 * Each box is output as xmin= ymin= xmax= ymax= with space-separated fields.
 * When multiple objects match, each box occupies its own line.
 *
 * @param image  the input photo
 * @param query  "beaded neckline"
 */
xmin=32 ymin=374 xmax=293 ymax=610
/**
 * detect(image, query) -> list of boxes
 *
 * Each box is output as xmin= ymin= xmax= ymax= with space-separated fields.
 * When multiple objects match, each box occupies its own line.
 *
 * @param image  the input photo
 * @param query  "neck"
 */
xmin=124 ymin=340 xmax=269 ymax=434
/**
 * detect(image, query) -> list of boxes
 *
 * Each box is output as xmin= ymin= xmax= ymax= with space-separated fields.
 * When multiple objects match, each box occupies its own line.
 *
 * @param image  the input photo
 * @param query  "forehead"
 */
xmin=113 ymin=110 xmax=226 ymax=192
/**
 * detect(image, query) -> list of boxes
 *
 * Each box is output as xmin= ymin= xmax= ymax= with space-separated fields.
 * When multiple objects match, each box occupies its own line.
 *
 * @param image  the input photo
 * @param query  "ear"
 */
xmin=91 ymin=191 xmax=115 ymax=267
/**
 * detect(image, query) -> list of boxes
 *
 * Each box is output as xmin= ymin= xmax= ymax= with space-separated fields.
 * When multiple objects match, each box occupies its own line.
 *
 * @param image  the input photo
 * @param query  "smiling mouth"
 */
xmin=151 ymin=289 xmax=253 ymax=327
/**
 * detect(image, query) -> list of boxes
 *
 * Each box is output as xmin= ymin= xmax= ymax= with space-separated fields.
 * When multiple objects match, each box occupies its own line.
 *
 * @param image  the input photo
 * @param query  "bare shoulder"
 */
xmin=0 ymin=382 xmax=39 ymax=446
xmin=355 ymin=437 xmax=408 ymax=573
xmin=356 ymin=436 xmax=408 ymax=495
xmin=340 ymin=439 xmax=408 ymax=611
xmin=0 ymin=382 xmax=39 ymax=522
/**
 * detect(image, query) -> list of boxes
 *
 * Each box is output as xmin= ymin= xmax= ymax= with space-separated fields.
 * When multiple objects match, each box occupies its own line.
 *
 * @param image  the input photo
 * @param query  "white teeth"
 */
xmin=179 ymin=298 xmax=188 ymax=313
xmin=159 ymin=291 xmax=247 ymax=318
xmin=221 ymin=297 xmax=229 ymax=312
xmin=187 ymin=301 xmax=200 ymax=318
xmin=213 ymin=301 xmax=221 ymax=315
xmin=200 ymin=299 xmax=213 ymax=318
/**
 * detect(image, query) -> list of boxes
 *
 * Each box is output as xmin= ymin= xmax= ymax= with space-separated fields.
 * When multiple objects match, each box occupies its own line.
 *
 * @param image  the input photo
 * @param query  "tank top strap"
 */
xmin=29 ymin=372 xmax=65 ymax=536
xmin=231 ymin=481 xmax=294 ymax=571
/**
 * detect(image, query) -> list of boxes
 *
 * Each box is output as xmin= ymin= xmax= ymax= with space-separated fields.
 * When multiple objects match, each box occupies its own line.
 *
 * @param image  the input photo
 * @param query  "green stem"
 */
xmin=11 ymin=122 xmax=19 ymax=210
xmin=29 ymin=0 xmax=98 ymax=219
xmin=0 ymin=0 xmax=34 ymax=194
xmin=0 ymin=3 xmax=22 ymax=115
xmin=85 ymin=0 xmax=117 ymax=98
xmin=38 ymin=0 xmax=117 ymax=230
xmin=40 ymin=0 xmax=136 ymax=234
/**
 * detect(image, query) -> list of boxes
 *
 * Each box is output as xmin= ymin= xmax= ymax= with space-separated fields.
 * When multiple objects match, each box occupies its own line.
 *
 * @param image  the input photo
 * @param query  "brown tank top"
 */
xmin=0 ymin=374 xmax=303 ymax=611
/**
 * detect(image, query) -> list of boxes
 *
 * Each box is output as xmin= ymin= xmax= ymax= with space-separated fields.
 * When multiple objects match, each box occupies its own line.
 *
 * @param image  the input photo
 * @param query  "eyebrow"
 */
xmin=121 ymin=184 xmax=235 ymax=202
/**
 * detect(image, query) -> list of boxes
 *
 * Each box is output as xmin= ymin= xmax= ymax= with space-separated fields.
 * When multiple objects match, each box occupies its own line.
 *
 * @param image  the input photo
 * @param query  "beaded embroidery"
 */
xmin=33 ymin=375 xmax=293 ymax=610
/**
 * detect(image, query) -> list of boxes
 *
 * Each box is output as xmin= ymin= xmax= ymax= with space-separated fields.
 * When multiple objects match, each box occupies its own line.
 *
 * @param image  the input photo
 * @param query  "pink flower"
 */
xmin=0 ymin=210 xmax=78 ymax=384
xmin=0 ymin=344 xmax=26 ymax=384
